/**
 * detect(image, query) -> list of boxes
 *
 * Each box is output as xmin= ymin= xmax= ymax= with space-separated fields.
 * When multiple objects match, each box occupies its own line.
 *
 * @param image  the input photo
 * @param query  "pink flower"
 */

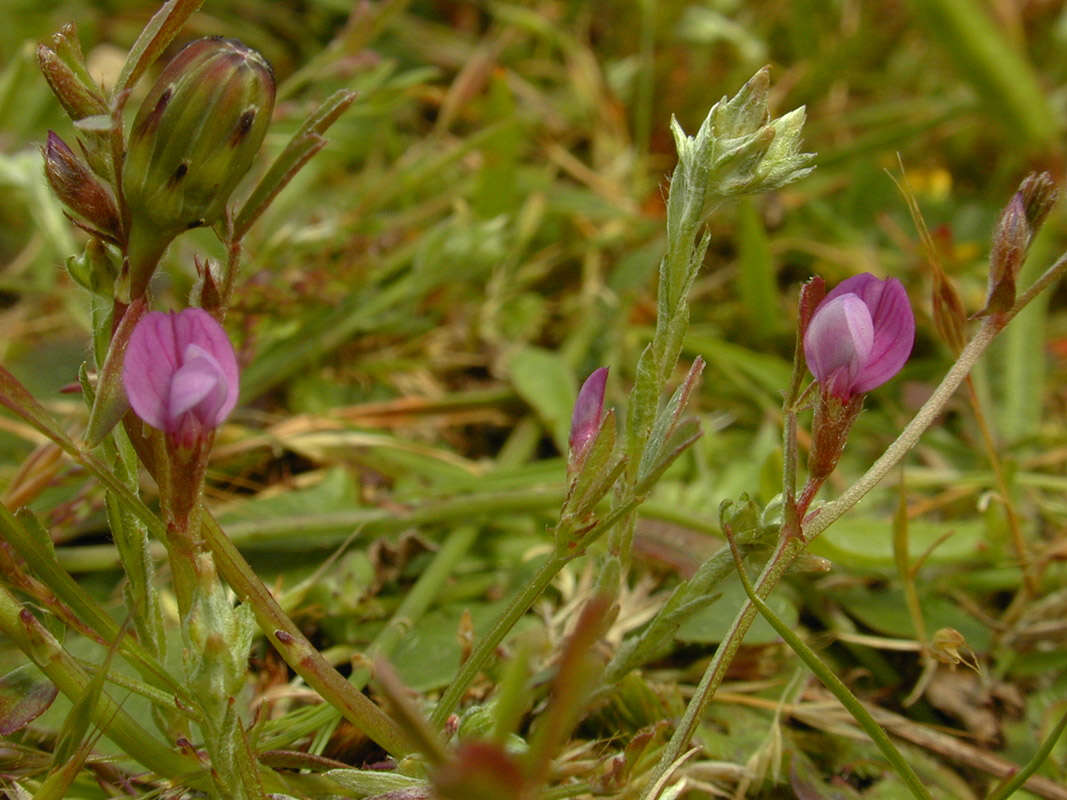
xmin=569 ymin=367 xmax=608 ymax=463
xmin=804 ymin=274 xmax=914 ymax=400
xmin=123 ymin=309 xmax=239 ymax=440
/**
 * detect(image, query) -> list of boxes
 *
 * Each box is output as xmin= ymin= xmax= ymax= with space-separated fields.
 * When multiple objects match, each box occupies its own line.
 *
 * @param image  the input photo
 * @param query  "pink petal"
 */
xmin=168 ymin=346 xmax=226 ymax=424
xmin=816 ymin=274 xmax=914 ymax=394
xmin=123 ymin=308 xmax=239 ymax=434
xmin=569 ymin=367 xmax=608 ymax=458
xmin=123 ymin=311 xmax=181 ymax=430
xmin=804 ymin=293 xmax=873 ymax=398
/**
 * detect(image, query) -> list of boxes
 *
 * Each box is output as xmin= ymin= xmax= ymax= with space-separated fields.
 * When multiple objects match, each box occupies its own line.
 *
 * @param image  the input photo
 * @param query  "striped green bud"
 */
xmin=122 ymin=37 xmax=274 ymax=295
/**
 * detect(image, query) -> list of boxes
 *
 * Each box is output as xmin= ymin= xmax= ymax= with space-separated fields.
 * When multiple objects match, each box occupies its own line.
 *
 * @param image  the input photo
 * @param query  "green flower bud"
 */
xmin=122 ymin=37 xmax=275 ymax=296
xmin=37 ymin=23 xmax=108 ymax=122
xmin=66 ymin=238 xmax=118 ymax=295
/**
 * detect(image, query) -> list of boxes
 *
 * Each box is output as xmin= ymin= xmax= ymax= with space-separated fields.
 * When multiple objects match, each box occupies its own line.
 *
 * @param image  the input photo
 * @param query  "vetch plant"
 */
xmin=3 ymin=5 xmax=1067 ymax=796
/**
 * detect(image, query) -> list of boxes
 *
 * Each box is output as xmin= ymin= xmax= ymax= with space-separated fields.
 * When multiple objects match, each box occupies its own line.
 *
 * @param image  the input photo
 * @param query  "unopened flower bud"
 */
xmin=1018 ymin=171 xmax=1057 ymax=233
xmin=37 ymin=24 xmax=108 ymax=122
xmin=43 ymin=131 xmax=120 ymax=236
xmin=122 ymin=37 xmax=275 ymax=295
xmin=124 ymin=37 xmax=274 ymax=234
xmin=66 ymin=238 xmax=118 ymax=295
xmin=569 ymin=367 xmax=608 ymax=467
xmin=986 ymin=193 xmax=1027 ymax=313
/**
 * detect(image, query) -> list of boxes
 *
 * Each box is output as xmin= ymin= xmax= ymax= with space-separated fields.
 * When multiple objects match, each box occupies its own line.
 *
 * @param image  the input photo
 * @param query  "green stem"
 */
xmin=0 ymin=501 xmax=185 ymax=703
xmin=724 ymin=527 xmax=933 ymax=800
xmin=430 ymin=551 xmax=570 ymax=728
xmin=263 ymin=525 xmax=480 ymax=752
xmin=640 ymin=533 xmax=803 ymax=800
xmin=197 ymin=510 xmax=414 ymax=756
xmin=984 ymin=707 xmax=1067 ymax=800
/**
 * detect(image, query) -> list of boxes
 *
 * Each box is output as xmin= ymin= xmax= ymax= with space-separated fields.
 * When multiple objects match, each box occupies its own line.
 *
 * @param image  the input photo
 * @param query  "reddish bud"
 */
xmin=43 ymin=131 xmax=120 ymax=236
xmin=1018 ymin=171 xmax=1057 ymax=234
xmin=986 ymin=193 xmax=1028 ymax=314
xmin=569 ymin=367 xmax=608 ymax=465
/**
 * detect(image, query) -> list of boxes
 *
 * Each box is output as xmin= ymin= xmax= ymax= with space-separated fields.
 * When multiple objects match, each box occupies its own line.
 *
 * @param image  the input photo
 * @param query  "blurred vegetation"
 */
xmin=3 ymin=0 xmax=1067 ymax=797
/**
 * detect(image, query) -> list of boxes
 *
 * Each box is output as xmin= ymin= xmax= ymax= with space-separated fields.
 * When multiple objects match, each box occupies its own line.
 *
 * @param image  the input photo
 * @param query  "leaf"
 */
xmin=736 ymin=196 xmax=778 ymax=338
xmin=0 ymin=665 xmax=58 ymax=735
xmin=115 ymin=0 xmax=205 ymax=95
xmin=833 ymin=586 xmax=991 ymax=652
xmin=0 ymin=366 xmax=78 ymax=454
xmin=85 ymin=297 xmax=146 ymax=446
xmin=508 ymin=346 xmax=577 ymax=454
xmin=808 ymin=516 xmax=985 ymax=571
xmin=232 ymin=89 xmax=357 ymax=240
xmin=675 ymin=573 xmax=797 ymax=646
xmin=322 ymin=769 xmax=424 ymax=795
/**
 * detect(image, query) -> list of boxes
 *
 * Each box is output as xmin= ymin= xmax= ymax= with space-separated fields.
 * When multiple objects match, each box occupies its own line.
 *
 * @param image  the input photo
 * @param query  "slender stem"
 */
xmin=198 ymin=510 xmax=414 ymax=756
xmin=430 ymin=551 xmax=569 ymax=727
xmin=723 ymin=526 xmax=933 ymax=800
xmin=641 ymin=533 xmax=804 ymax=799
xmin=263 ymin=525 xmax=479 ymax=753
xmin=985 ymin=707 xmax=1067 ymax=800
xmin=0 ymin=501 xmax=188 ymax=703
xmin=962 ymin=375 xmax=1037 ymax=595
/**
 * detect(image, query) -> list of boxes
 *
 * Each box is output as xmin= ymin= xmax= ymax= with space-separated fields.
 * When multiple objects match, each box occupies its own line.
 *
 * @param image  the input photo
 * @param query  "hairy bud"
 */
xmin=43 ymin=131 xmax=120 ymax=236
xmin=37 ymin=23 xmax=108 ymax=122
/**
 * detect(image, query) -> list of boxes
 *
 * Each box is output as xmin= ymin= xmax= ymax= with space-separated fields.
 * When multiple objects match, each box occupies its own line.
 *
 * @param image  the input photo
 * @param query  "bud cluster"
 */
xmin=40 ymin=29 xmax=276 ymax=300
xmin=668 ymin=66 xmax=815 ymax=236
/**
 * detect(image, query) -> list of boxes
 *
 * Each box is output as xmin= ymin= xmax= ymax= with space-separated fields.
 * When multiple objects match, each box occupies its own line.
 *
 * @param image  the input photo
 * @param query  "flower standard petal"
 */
xmin=850 ymin=277 xmax=914 ymax=393
xmin=810 ymin=273 xmax=915 ymax=396
xmin=123 ymin=308 xmax=239 ymax=435
xmin=123 ymin=311 xmax=181 ymax=430
xmin=803 ymin=293 xmax=874 ymax=399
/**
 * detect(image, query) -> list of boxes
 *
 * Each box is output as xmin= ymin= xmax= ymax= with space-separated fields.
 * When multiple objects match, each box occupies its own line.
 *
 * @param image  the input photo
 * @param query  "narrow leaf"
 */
xmin=85 ymin=297 xmax=146 ymax=446
xmin=115 ymin=0 xmax=205 ymax=95
xmin=0 ymin=665 xmax=58 ymax=735
xmin=232 ymin=90 xmax=356 ymax=239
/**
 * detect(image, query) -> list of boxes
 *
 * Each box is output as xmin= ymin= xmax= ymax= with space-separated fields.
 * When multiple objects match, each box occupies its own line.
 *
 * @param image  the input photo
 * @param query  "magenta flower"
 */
xmin=804 ymin=274 xmax=914 ymax=400
xmin=569 ymin=367 xmax=608 ymax=462
xmin=123 ymin=308 xmax=239 ymax=440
